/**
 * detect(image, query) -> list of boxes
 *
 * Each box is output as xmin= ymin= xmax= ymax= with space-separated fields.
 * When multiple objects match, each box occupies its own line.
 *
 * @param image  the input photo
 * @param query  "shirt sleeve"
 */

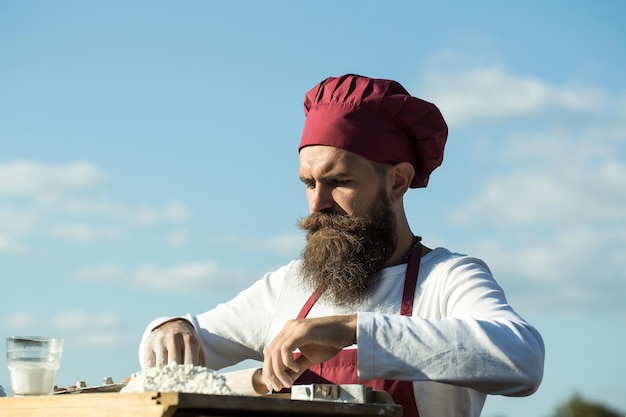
xmin=191 ymin=269 xmax=281 ymax=369
xmin=356 ymin=255 xmax=545 ymax=397
xmin=138 ymin=261 xmax=300 ymax=371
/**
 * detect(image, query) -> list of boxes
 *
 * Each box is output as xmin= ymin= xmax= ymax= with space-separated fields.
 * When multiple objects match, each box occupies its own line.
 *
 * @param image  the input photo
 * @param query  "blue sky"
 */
xmin=1 ymin=1 xmax=624 ymax=415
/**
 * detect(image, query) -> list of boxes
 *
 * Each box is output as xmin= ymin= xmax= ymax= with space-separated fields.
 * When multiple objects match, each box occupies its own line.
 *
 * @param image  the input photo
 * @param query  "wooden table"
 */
xmin=0 ymin=392 xmax=403 ymax=417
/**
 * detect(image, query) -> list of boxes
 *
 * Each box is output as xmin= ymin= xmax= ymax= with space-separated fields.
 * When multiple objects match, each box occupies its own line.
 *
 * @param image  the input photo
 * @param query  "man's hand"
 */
xmin=262 ymin=314 xmax=357 ymax=392
xmin=141 ymin=319 xmax=206 ymax=368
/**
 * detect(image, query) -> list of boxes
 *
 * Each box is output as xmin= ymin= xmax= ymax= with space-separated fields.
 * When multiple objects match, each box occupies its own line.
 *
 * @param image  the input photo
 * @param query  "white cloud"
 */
xmin=72 ymin=332 xmax=128 ymax=348
xmin=419 ymin=64 xmax=607 ymax=128
xmin=167 ymin=229 xmax=189 ymax=246
xmin=74 ymin=265 xmax=124 ymax=282
xmin=3 ymin=313 xmax=35 ymax=328
xmin=1 ymin=310 xmax=129 ymax=349
xmin=50 ymin=223 xmax=125 ymax=242
xmin=450 ymin=163 xmax=626 ymax=229
xmin=132 ymin=261 xmax=250 ymax=292
xmin=61 ymin=198 xmax=191 ymax=226
xmin=45 ymin=310 xmax=129 ymax=349
xmin=0 ymin=207 xmax=38 ymax=255
xmin=0 ymin=235 xmax=25 ymax=255
xmin=0 ymin=161 xmax=107 ymax=200
xmin=247 ymin=233 xmax=305 ymax=255
xmin=428 ymin=62 xmax=626 ymax=317
xmin=51 ymin=310 xmax=120 ymax=330
xmin=60 ymin=198 xmax=132 ymax=219
xmin=209 ymin=232 xmax=304 ymax=256
xmin=0 ymin=160 xmax=193 ymax=253
xmin=0 ymin=207 xmax=38 ymax=235
xmin=135 ymin=201 xmax=191 ymax=226
xmin=448 ymin=112 xmax=626 ymax=229
xmin=471 ymin=227 xmax=626 ymax=318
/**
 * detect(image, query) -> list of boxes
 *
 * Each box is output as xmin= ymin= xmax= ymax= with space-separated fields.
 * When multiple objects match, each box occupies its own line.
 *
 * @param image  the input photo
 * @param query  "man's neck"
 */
xmin=385 ymin=230 xmax=419 ymax=266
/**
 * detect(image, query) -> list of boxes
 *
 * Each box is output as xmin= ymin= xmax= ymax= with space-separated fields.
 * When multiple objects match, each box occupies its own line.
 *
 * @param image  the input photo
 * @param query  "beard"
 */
xmin=297 ymin=188 xmax=397 ymax=306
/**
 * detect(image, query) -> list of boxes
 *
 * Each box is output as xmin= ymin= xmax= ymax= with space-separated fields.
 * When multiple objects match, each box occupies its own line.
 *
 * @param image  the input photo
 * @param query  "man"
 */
xmin=139 ymin=74 xmax=545 ymax=416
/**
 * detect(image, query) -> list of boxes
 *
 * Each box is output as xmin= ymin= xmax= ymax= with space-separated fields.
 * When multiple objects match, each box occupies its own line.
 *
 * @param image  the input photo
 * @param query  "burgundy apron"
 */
xmin=294 ymin=240 xmax=422 ymax=417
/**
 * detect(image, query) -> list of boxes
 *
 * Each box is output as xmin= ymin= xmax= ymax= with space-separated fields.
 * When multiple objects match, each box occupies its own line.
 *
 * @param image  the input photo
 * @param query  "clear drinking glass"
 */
xmin=5 ymin=336 xmax=64 ymax=396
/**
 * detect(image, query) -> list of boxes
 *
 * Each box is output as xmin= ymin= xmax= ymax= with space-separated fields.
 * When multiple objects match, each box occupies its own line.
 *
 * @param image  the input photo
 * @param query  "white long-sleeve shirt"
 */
xmin=140 ymin=247 xmax=545 ymax=417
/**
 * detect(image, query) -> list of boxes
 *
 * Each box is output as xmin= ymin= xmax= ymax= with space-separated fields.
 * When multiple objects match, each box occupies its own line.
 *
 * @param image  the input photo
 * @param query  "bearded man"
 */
xmin=138 ymin=74 xmax=545 ymax=417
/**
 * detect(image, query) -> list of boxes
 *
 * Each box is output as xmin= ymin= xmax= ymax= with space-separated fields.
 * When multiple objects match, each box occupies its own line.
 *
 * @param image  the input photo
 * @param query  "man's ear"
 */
xmin=388 ymin=162 xmax=414 ymax=203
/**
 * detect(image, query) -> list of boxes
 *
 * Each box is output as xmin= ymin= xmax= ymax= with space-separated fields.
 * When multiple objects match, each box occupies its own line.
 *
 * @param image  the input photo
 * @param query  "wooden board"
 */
xmin=0 ymin=392 xmax=179 ymax=417
xmin=0 ymin=391 xmax=403 ymax=417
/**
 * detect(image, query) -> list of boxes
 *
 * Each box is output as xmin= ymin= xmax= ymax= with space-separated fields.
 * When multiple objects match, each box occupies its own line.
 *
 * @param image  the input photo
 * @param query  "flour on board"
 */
xmin=122 ymin=362 xmax=235 ymax=395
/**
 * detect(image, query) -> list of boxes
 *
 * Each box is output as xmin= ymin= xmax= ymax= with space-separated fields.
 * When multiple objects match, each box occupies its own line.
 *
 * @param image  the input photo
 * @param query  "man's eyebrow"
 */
xmin=299 ymin=172 xmax=351 ymax=183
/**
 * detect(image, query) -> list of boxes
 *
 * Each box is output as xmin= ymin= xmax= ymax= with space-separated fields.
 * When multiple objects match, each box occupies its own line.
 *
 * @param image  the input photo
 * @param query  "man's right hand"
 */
xmin=140 ymin=319 xmax=206 ymax=368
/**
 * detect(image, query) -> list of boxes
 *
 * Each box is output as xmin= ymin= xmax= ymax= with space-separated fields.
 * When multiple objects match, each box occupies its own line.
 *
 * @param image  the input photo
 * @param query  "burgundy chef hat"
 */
xmin=299 ymin=74 xmax=448 ymax=188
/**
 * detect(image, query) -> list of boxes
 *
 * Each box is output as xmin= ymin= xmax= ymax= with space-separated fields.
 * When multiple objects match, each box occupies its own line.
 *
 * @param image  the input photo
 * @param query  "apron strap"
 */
xmin=298 ymin=287 xmax=323 ymax=319
xmin=400 ymin=239 xmax=422 ymax=316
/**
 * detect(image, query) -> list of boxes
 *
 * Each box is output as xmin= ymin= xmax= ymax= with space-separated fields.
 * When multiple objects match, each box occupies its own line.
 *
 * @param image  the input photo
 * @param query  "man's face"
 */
xmin=297 ymin=146 xmax=397 ymax=305
xmin=298 ymin=145 xmax=383 ymax=217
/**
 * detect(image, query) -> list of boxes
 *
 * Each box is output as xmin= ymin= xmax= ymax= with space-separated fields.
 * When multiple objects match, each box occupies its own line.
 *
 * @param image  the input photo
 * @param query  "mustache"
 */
xmin=297 ymin=212 xmax=368 ymax=235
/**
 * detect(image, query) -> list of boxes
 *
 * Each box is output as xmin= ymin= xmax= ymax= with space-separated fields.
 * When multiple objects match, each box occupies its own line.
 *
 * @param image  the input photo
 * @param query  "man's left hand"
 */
xmin=262 ymin=314 xmax=357 ymax=392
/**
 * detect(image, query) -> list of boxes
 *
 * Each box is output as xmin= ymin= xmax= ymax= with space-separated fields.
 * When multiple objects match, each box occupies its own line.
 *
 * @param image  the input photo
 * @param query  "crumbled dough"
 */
xmin=122 ymin=362 xmax=235 ymax=395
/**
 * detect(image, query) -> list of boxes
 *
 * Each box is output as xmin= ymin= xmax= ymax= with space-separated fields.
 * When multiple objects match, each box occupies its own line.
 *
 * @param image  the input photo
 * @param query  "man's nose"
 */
xmin=309 ymin=185 xmax=334 ymax=213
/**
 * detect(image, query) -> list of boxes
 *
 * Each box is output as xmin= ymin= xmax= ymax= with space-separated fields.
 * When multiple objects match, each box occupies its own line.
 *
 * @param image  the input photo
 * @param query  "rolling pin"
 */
xmin=221 ymin=368 xmax=268 ymax=396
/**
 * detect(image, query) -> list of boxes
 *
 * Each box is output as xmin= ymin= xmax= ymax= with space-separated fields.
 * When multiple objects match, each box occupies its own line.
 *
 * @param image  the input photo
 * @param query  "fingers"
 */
xmin=154 ymin=344 xmax=166 ymax=366
xmin=142 ymin=320 xmax=206 ymax=368
xmin=184 ymin=334 xmax=205 ymax=365
xmin=262 ymin=319 xmax=306 ymax=391
xmin=164 ymin=335 xmax=183 ymax=364
xmin=184 ymin=343 xmax=195 ymax=365
xmin=141 ymin=329 xmax=165 ymax=368
xmin=262 ymin=358 xmax=296 ymax=392
xmin=262 ymin=348 xmax=289 ymax=392
xmin=262 ymin=315 xmax=358 ymax=392
xmin=194 ymin=343 xmax=206 ymax=366
xmin=197 ymin=343 xmax=207 ymax=366
xmin=262 ymin=343 xmax=288 ymax=391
